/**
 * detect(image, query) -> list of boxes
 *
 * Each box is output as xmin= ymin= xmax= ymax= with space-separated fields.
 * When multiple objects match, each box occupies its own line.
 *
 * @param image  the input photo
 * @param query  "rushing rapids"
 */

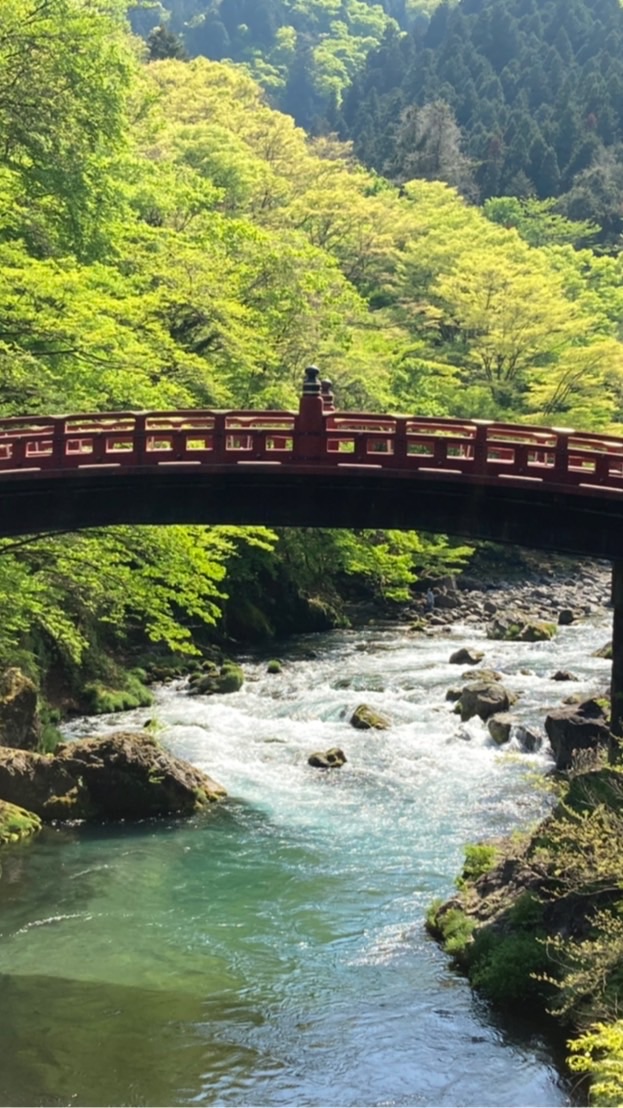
xmin=0 ymin=609 xmax=613 ymax=1107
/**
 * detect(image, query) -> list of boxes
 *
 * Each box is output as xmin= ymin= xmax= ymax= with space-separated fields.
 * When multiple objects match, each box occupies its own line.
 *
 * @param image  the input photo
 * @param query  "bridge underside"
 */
xmin=0 ymin=466 xmax=619 ymax=558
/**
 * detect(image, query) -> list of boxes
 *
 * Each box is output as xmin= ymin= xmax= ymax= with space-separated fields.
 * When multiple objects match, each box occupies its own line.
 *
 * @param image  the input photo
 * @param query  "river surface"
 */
xmin=0 ymin=610 xmax=612 ymax=1107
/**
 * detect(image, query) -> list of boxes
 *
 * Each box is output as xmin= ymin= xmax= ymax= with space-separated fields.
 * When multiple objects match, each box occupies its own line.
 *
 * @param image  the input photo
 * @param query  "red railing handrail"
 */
xmin=0 ymin=397 xmax=622 ymax=497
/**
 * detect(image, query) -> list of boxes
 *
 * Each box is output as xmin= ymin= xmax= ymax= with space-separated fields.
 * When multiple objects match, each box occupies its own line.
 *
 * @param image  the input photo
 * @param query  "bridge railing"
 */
xmin=0 ymin=403 xmax=622 ymax=495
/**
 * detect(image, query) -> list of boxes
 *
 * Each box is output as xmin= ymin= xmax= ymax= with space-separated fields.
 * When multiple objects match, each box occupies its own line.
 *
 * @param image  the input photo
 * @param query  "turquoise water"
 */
xmin=0 ymin=616 xmax=611 ymax=1106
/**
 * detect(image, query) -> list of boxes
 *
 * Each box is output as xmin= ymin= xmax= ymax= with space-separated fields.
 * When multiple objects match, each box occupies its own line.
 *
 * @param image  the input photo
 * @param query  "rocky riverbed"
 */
xmin=417 ymin=554 xmax=611 ymax=632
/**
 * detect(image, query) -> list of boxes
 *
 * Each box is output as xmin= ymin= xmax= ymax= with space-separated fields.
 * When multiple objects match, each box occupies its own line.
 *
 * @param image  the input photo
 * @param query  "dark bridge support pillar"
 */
xmin=610 ymin=560 xmax=623 ymax=758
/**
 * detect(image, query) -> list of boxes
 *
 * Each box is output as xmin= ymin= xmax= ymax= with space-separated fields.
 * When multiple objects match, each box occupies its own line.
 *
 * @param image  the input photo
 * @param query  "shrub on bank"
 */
xmin=428 ymin=769 xmax=623 ymax=1104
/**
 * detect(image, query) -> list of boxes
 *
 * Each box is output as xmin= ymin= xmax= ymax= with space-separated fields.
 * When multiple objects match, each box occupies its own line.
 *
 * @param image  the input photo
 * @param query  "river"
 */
xmin=0 ymin=609 xmax=612 ymax=1107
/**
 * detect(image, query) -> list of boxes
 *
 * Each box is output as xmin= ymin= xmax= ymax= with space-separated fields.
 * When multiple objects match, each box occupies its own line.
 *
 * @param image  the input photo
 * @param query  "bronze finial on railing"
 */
xmin=302 ymin=365 xmax=322 ymax=396
xmin=321 ymin=380 xmax=335 ymax=413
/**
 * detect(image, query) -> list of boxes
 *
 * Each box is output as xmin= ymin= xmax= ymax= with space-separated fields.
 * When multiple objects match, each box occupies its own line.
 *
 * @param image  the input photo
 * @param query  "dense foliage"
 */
xmin=338 ymin=0 xmax=623 ymax=242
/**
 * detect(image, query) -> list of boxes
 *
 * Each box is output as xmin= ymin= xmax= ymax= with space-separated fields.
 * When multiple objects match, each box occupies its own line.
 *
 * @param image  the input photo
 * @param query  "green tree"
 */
xmin=0 ymin=0 xmax=136 ymax=259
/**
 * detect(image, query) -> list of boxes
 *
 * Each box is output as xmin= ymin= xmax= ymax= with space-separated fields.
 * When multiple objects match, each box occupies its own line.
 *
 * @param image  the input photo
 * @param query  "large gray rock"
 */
xmin=0 ymin=732 xmax=226 ymax=822
xmin=0 ymin=747 xmax=88 ymax=820
xmin=457 ymin=682 xmax=517 ymax=723
xmin=545 ymin=703 xmax=611 ymax=771
xmin=0 ymin=668 xmax=41 ymax=750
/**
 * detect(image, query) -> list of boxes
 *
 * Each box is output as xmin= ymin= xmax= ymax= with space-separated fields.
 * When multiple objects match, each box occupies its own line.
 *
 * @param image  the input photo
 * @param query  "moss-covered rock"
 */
xmin=267 ymin=659 xmax=283 ymax=674
xmin=0 ymin=747 xmax=92 ymax=820
xmin=0 ymin=799 xmax=41 ymax=845
xmin=54 ymin=731 xmax=226 ymax=818
xmin=350 ymin=704 xmax=390 ymax=730
xmin=0 ymin=667 xmax=41 ymax=750
xmin=487 ymin=615 xmax=556 ymax=642
xmin=461 ymin=668 xmax=502 ymax=683
xmin=191 ymin=662 xmax=244 ymax=695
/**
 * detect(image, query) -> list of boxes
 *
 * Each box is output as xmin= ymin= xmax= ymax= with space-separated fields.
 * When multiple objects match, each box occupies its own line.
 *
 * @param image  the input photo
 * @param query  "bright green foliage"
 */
xmin=276 ymin=528 xmax=471 ymax=603
xmin=427 ymin=903 xmax=476 ymax=959
xmin=0 ymin=0 xmax=136 ymax=259
xmin=457 ymin=843 xmax=498 ymax=889
xmin=469 ymin=922 xmax=550 ymax=1004
xmin=483 ymin=198 xmax=598 ymax=249
xmin=0 ymin=526 xmax=277 ymax=686
xmin=568 ymin=1021 xmax=623 ymax=1107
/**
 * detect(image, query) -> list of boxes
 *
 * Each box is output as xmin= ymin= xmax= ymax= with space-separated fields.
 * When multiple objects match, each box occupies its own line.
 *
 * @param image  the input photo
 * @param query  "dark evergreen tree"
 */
xmin=337 ymin=0 xmax=623 ymax=222
xmin=147 ymin=25 xmax=188 ymax=62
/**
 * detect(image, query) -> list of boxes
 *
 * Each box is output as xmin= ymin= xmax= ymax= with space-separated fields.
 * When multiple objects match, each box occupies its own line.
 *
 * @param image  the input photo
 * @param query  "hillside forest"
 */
xmin=0 ymin=0 xmax=622 ymax=713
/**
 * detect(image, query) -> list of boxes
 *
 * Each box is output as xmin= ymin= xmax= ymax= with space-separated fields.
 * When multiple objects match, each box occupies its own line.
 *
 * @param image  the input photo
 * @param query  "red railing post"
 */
xmin=473 ymin=422 xmax=489 ymax=474
xmin=134 ymin=414 xmax=147 ymax=467
xmin=553 ymin=432 xmax=570 ymax=483
xmin=295 ymin=366 xmax=325 ymax=463
xmin=51 ymin=418 xmax=66 ymax=470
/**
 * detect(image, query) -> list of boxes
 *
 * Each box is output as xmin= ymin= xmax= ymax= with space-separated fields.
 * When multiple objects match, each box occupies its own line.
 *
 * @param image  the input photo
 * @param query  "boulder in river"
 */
xmin=350 ymin=704 xmax=390 ymax=730
xmin=515 ymin=725 xmax=542 ymax=753
xmin=545 ymin=701 xmax=611 ymax=771
xmin=446 ymin=687 xmax=463 ymax=702
xmin=0 ymin=732 xmax=226 ymax=822
xmin=0 ymin=668 xmax=41 ymax=750
xmin=457 ymin=682 xmax=517 ymax=723
xmin=487 ymin=713 xmax=516 ymax=745
xmin=461 ymin=668 xmax=502 ymax=683
xmin=308 ymin=748 xmax=347 ymax=769
xmin=449 ymin=647 xmax=484 ymax=666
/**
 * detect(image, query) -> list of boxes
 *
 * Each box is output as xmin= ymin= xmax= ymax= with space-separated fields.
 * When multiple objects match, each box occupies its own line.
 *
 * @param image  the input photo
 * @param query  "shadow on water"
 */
xmin=0 ymin=972 xmax=278 ymax=1108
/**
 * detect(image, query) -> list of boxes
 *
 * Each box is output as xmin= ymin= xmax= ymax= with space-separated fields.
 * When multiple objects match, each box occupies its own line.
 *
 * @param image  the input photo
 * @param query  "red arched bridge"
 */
xmin=1 ymin=368 xmax=623 ymax=557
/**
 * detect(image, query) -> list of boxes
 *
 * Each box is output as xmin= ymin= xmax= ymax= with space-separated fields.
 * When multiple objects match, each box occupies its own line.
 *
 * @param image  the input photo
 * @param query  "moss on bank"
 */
xmin=427 ymin=767 xmax=623 ymax=1105
xmin=0 ymin=799 xmax=41 ymax=845
xmin=80 ymin=671 xmax=154 ymax=715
